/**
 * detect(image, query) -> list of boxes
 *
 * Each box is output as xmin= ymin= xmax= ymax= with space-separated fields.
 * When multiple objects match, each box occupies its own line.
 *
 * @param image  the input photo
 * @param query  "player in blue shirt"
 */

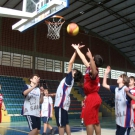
xmin=103 ymin=66 xmax=135 ymax=135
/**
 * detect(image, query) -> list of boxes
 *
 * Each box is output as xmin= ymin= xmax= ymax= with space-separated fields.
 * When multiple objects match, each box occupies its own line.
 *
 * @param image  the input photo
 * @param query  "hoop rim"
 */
xmin=45 ymin=15 xmax=65 ymax=24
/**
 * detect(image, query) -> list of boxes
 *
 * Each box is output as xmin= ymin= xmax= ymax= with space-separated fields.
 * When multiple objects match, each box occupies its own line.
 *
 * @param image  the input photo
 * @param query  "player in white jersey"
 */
xmin=41 ymin=86 xmax=55 ymax=135
xmin=103 ymin=66 xmax=135 ymax=135
xmin=54 ymin=45 xmax=83 ymax=135
xmin=22 ymin=74 xmax=44 ymax=135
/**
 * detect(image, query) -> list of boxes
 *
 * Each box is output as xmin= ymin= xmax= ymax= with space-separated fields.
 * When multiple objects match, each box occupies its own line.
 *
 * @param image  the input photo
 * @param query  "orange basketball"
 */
xmin=67 ymin=23 xmax=79 ymax=36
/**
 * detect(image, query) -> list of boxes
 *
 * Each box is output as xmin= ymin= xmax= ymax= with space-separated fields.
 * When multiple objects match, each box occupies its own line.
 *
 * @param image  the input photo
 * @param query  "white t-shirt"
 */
xmin=41 ymin=96 xmax=53 ymax=117
xmin=54 ymin=72 xmax=74 ymax=111
xmin=22 ymin=85 xmax=41 ymax=117
xmin=110 ymin=85 xmax=134 ymax=127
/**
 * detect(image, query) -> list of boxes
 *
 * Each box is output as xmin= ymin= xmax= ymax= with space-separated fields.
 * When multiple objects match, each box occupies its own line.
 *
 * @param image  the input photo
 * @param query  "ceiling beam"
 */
xmin=90 ymin=9 xmax=135 ymax=31
xmin=111 ymin=32 xmax=135 ymax=40
xmin=66 ymin=0 xmax=111 ymax=22
xmin=116 ymin=44 xmax=135 ymax=50
xmin=114 ymin=38 xmax=135 ymax=45
xmin=62 ymin=0 xmax=90 ymax=17
xmin=1 ymin=0 xmax=9 ymax=7
xmin=100 ymin=4 xmax=135 ymax=32
xmin=102 ymin=18 xmax=135 ymax=37
xmin=81 ymin=0 xmax=126 ymax=26
xmin=12 ymin=0 xmax=23 ymax=9
xmin=120 ymin=49 xmax=135 ymax=53
xmin=128 ymin=54 xmax=135 ymax=58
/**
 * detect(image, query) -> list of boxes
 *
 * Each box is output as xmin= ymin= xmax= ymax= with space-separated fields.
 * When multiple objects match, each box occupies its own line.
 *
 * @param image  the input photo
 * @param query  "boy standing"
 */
xmin=41 ymin=86 xmax=55 ymax=135
xmin=22 ymin=74 xmax=44 ymax=135
xmin=54 ymin=48 xmax=83 ymax=135
xmin=103 ymin=66 xmax=134 ymax=135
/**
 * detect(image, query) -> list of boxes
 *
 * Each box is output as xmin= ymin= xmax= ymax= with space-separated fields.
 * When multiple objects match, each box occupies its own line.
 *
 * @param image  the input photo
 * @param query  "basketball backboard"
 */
xmin=12 ymin=0 xmax=69 ymax=32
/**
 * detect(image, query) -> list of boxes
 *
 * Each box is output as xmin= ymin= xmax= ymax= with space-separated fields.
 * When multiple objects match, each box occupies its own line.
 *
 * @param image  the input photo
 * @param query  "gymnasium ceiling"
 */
xmin=0 ymin=0 xmax=135 ymax=67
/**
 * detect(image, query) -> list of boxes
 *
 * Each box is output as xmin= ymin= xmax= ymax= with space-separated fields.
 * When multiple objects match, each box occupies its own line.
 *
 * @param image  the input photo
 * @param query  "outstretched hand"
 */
xmin=71 ymin=44 xmax=85 ymax=50
xmin=86 ymin=48 xmax=92 ymax=59
xmin=105 ymin=66 xmax=111 ymax=74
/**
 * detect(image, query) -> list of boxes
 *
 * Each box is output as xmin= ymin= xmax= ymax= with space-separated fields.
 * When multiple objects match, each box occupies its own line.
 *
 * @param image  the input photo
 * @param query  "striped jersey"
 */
xmin=22 ymin=85 xmax=41 ymax=117
xmin=54 ymin=72 xmax=74 ymax=111
xmin=41 ymin=96 xmax=53 ymax=117
xmin=110 ymin=85 xmax=134 ymax=127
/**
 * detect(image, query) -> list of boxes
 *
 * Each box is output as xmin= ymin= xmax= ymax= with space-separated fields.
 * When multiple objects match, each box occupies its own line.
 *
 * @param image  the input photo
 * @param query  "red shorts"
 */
xmin=83 ymin=93 xmax=102 ymax=126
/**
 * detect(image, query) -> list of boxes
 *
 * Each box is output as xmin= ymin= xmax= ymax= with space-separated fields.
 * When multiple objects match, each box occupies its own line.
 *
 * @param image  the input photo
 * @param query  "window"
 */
xmin=12 ymin=53 xmax=21 ymax=67
xmin=0 ymin=51 xmax=32 ymax=69
xmin=35 ymin=57 xmax=62 ymax=72
xmin=127 ymin=72 xmax=135 ymax=77
xmin=35 ymin=57 xmax=45 ymax=70
xmin=111 ymin=70 xmax=125 ymax=79
xmin=22 ymin=55 xmax=32 ymax=69
xmin=54 ymin=60 xmax=62 ymax=72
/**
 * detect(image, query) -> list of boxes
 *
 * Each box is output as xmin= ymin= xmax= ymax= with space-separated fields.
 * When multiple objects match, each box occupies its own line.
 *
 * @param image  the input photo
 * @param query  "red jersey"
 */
xmin=84 ymin=67 xmax=100 ymax=95
xmin=0 ymin=94 xmax=3 ymax=106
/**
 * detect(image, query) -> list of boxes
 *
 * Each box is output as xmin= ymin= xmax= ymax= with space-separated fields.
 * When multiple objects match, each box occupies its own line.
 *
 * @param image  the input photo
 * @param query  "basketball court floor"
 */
xmin=0 ymin=117 xmax=135 ymax=135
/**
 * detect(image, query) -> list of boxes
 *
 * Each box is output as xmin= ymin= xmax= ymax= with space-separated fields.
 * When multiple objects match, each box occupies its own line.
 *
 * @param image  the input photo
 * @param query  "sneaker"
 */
xmin=49 ymin=128 xmax=55 ymax=135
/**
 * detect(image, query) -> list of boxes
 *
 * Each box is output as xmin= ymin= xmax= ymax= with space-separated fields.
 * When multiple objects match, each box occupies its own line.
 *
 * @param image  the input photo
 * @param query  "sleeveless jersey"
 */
xmin=54 ymin=72 xmax=74 ymax=111
xmin=115 ymin=86 xmax=134 ymax=127
xmin=84 ymin=67 xmax=100 ymax=95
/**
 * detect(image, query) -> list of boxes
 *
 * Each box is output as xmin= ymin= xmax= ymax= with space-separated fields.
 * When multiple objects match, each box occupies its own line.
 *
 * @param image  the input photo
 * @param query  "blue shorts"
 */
xmin=55 ymin=107 xmax=69 ymax=127
xmin=26 ymin=115 xmax=41 ymax=131
xmin=42 ymin=117 xmax=50 ymax=123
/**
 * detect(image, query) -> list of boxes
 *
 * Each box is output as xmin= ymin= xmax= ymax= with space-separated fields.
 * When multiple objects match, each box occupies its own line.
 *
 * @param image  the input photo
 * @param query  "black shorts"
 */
xmin=42 ymin=117 xmax=50 ymax=123
xmin=26 ymin=115 xmax=41 ymax=131
xmin=55 ymin=107 xmax=69 ymax=127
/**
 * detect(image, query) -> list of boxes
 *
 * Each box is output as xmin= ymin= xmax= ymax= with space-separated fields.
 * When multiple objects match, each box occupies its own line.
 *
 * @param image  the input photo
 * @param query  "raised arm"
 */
xmin=67 ymin=51 xmax=77 ymax=73
xmin=71 ymin=44 xmax=89 ymax=67
xmin=102 ymin=66 xmax=111 ymax=90
xmin=86 ymin=48 xmax=98 ymax=78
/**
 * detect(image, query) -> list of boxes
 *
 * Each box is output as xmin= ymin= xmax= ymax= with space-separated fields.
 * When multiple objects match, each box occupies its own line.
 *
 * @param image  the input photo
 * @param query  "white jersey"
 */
xmin=111 ymin=85 xmax=134 ymax=127
xmin=41 ymin=96 xmax=53 ymax=117
xmin=23 ymin=85 xmax=40 ymax=117
xmin=54 ymin=72 xmax=74 ymax=111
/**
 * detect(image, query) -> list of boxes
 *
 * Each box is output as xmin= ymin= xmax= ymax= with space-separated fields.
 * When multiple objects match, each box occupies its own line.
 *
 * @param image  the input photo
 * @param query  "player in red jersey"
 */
xmin=129 ymin=76 xmax=135 ymax=131
xmin=72 ymin=44 xmax=103 ymax=135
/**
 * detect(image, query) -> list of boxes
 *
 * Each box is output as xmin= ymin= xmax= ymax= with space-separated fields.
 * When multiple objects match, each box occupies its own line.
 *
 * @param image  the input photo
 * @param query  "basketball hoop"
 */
xmin=45 ymin=15 xmax=65 ymax=40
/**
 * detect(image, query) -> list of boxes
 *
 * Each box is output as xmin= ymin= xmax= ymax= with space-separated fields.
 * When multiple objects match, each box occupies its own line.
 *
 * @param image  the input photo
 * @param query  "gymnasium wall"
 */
xmin=0 ymin=17 xmax=134 ymax=81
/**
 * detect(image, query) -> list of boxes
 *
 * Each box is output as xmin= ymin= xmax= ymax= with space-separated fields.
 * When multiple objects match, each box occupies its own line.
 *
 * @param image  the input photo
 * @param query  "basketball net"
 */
xmin=45 ymin=16 xmax=65 ymax=40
